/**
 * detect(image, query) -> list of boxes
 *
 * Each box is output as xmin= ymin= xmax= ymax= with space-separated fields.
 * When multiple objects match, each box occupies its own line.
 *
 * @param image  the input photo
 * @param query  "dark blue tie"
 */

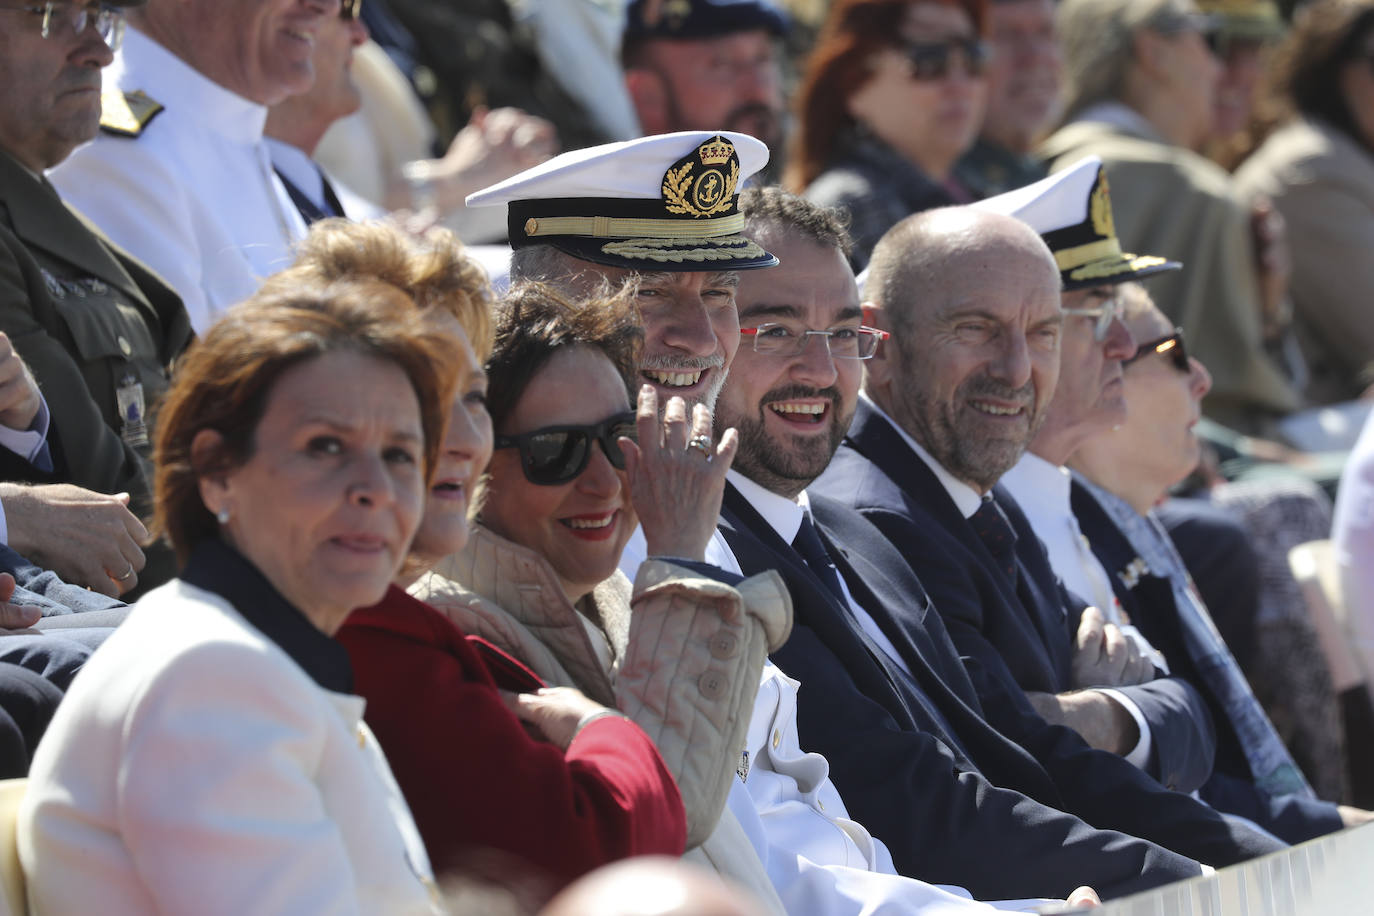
xmin=795 ymin=512 xmax=970 ymax=756
xmin=275 ymin=166 xmax=345 ymax=224
xmin=792 ymin=515 xmax=848 ymax=603
xmin=971 ymin=496 xmax=1018 ymax=582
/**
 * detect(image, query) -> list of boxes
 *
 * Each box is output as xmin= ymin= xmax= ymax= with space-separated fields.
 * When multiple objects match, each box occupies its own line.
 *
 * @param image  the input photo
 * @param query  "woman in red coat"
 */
xmin=261 ymin=220 xmax=687 ymax=902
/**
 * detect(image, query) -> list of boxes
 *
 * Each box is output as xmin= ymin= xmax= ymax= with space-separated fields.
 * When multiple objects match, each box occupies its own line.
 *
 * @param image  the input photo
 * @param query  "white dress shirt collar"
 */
xmin=727 ymin=469 xmax=807 ymax=544
xmin=859 ymin=391 xmax=984 ymax=519
xmin=115 ymin=27 xmax=268 ymax=144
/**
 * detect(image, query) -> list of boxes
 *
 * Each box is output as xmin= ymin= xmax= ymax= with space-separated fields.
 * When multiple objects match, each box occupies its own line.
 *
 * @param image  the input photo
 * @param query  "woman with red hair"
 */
xmin=786 ymin=0 xmax=989 ymax=268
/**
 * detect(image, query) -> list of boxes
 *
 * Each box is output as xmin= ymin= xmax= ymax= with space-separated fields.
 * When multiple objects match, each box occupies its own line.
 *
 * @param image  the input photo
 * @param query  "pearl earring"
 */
xmin=216 ymin=507 xmax=230 ymax=525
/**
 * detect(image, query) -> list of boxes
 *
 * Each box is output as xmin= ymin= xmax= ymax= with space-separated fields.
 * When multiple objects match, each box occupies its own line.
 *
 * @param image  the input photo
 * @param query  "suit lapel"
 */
xmin=995 ymin=486 xmax=1075 ymax=676
xmin=720 ymin=484 xmax=921 ymax=726
xmin=843 ymin=403 xmax=1069 ymax=688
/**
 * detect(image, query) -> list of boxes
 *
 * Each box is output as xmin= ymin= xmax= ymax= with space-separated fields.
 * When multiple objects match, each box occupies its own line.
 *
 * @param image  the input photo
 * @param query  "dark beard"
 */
xmin=719 ymin=384 xmax=850 ymax=499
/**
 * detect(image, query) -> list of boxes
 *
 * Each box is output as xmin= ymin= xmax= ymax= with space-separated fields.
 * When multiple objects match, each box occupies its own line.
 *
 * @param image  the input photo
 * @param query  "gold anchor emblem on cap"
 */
xmin=662 ymin=136 xmax=740 ymax=218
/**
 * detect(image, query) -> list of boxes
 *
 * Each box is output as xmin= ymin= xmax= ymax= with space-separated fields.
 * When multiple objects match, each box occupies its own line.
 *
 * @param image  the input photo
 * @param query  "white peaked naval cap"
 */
xmin=467 ymin=130 xmax=777 ymax=271
xmin=972 ymin=156 xmax=1180 ymax=290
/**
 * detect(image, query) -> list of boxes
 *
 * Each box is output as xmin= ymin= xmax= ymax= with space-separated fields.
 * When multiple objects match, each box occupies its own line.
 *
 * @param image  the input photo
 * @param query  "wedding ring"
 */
xmin=687 ymin=434 xmax=713 ymax=457
xmin=115 ymin=565 xmax=135 ymax=582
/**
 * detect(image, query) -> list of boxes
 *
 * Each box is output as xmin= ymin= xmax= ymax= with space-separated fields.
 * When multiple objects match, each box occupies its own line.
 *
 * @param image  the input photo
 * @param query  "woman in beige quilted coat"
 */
xmin=413 ymin=283 xmax=794 ymax=912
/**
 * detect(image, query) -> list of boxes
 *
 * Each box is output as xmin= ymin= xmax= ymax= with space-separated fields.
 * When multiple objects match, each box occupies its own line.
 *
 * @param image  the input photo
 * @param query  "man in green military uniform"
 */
xmin=0 ymin=0 xmax=191 ymax=595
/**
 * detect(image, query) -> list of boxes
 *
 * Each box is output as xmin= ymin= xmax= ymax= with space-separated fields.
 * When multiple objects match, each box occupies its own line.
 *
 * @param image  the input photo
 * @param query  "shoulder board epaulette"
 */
xmin=100 ymin=89 xmax=164 ymax=138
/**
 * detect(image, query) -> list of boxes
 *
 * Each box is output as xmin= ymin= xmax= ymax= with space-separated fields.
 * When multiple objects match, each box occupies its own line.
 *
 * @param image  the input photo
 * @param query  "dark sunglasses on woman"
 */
xmin=1124 ymin=328 xmax=1190 ymax=374
xmin=903 ymin=37 xmax=991 ymax=81
xmin=495 ymin=411 xmax=639 ymax=486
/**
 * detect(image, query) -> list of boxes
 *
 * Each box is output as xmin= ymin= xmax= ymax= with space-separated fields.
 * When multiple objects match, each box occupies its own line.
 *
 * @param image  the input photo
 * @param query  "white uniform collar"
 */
xmin=859 ymin=391 xmax=984 ymax=519
xmin=265 ymin=138 xmax=325 ymax=206
xmin=1000 ymin=452 xmax=1072 ymax=522
xmin=113 ymin=27 xmax=268 ymax=145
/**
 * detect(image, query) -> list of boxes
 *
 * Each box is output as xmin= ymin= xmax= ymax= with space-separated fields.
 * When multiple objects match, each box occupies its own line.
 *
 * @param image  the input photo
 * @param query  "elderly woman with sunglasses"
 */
xmin=1068 ymin=284 xmax=1374 ymax=837
xmin=412 ymin=283 xmax=792 ymax=908
xmin=786 ymin=0 xmax=989 ymax=268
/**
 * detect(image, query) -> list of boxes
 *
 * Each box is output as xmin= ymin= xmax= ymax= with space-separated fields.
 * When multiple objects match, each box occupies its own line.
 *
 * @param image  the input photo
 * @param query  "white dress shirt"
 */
xmin=52 ymin=28 xmax=307 ymax=334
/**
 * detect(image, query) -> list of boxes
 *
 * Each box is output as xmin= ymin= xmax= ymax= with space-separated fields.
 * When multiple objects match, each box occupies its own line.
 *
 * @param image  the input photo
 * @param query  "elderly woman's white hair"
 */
xmin=1058 ymin=0 xmax=1208 ymax=120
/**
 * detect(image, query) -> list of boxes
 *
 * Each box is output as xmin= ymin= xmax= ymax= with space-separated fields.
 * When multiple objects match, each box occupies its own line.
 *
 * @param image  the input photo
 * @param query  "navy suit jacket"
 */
xmin=807 ymin=404 xmax=1284 ymax=862
xmin=1069 ymin=478 xmax=1343 ymax=843
xmin=817 ymin=402 xmax=1216 ymax=793
xmin=717 ymin=484 xmax=1204 ymax=900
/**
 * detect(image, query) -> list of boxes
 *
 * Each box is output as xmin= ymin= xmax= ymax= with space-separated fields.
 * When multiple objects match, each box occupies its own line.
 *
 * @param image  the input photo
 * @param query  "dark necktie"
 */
xmin=792 ymin=515 xmax=848 ymax=604
xmin=275 ymin=166 xmax=345 ymax=224
xmin=970 ymin=496 xmax=1018 ymax=581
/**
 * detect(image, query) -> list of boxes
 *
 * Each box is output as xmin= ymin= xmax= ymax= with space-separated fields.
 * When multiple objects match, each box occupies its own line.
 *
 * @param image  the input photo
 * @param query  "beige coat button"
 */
xmin=709 ymin=631 xmax=739 ymax=659
xmin=697 ymin=671 xmax=728 ymax=700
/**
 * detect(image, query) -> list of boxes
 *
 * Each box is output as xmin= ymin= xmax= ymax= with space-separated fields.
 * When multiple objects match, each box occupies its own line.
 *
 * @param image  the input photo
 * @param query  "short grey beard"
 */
xmin=896 ymin=383 xmax=1037 ymax=494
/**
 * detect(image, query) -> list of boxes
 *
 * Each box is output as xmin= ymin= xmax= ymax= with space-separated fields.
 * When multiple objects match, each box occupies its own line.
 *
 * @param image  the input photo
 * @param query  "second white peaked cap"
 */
xmin=466 ymin=130 xmax=777 ymax=271
xmin=972 ymin=155 xmax=1180 ymax=291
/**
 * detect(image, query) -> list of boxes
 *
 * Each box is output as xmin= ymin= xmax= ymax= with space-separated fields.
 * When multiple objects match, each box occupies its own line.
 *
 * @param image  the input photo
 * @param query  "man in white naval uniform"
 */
xmin=50 ymin=0 xmax=342 ymax=333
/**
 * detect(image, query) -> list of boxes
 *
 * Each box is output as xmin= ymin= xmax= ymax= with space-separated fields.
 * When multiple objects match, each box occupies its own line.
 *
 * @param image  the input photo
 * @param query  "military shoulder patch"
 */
xmin=100 ymin=90 xmax=164 ymax=138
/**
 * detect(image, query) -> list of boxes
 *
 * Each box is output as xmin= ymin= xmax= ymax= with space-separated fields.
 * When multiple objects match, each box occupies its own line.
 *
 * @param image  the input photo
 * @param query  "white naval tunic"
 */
xmin=51 ymin=28 xmax=307 ymax=334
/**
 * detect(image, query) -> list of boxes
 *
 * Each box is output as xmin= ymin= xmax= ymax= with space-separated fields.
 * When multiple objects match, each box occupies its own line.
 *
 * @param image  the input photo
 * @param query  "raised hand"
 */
xmin=619 ymin=385 xmax=737 ymax=561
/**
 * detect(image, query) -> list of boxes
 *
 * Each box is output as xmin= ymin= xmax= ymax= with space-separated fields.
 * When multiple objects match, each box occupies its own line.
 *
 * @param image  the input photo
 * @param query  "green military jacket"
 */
xmin=0 ymin=147 xmax=192 ymax=523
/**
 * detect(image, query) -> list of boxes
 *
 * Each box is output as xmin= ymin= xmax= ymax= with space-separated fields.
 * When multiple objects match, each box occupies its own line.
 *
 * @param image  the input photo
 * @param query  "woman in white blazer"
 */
xmin=18 ymin=278 xmax=465 ymax=915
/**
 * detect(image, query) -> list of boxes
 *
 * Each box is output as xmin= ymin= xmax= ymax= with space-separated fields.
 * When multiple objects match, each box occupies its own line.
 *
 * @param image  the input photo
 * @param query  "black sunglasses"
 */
xmin=1124 ymin=328 xmax=1190 ymax=373
xmin=340 ymin=0 xmax=362 ymax=20
xmin=495 ymin=411 xmax=638 ymax=486
xmin=902 ymin=38 xmax=990 ymax=80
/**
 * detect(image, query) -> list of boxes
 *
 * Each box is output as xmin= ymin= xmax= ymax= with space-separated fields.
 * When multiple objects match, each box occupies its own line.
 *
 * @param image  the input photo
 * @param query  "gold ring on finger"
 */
xmin=687 ymin=434 xmax=713 ymax=458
